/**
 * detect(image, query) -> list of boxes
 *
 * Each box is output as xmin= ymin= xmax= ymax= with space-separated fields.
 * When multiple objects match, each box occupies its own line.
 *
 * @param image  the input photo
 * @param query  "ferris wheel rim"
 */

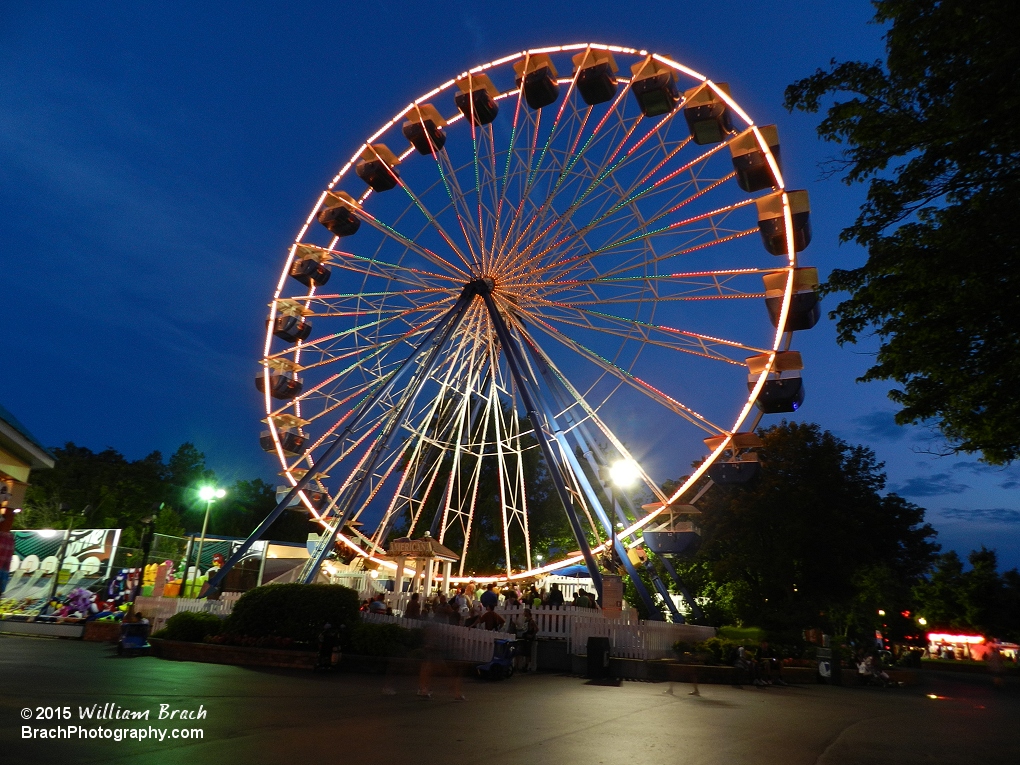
xmin=261 ymin=42 xmax=802 ymax=583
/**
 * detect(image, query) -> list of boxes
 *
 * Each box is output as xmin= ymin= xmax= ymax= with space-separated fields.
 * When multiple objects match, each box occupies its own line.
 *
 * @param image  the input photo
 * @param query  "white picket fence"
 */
xmin=134 ymin=594 xmax=242 ymax=633
xmin=362 ymin=612 xmax=501 ymax=662
xmin=495 ymin=605 xmax=627 ymax=639
xmin=569 ymin=616 xmax=716 ymax=660
xmin=137 ymin=593 xmax=715 ymax=662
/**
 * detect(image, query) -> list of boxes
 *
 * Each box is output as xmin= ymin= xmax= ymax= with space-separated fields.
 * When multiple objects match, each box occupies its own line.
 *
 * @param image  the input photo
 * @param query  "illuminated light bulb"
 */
xmin=609 ymin=459 xmax=640 ymax=488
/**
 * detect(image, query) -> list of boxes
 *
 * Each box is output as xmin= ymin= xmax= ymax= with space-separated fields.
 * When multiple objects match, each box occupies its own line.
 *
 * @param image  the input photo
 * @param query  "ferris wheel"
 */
xmin=212 ymin=43 xmax=818 ymax=615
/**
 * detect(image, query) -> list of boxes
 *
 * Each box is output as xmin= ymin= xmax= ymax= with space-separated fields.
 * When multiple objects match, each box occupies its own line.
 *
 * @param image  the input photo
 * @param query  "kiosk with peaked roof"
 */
xmin=386 ymin=532 xmax=460 ymax=596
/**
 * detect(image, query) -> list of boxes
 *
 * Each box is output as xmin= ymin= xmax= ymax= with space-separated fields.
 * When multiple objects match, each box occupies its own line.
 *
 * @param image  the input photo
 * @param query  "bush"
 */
xmin=348 ymin=622 xmax=423 ymax=658
xmin=717 ymin=626 xmax=765 ymax=643
xmin=895 ymin=649 xmax=923 ymax=668
xmin=153 ymin=611 xmax=223 ymax=642
xmin=223 ymin=583 xmax=360 ymax=644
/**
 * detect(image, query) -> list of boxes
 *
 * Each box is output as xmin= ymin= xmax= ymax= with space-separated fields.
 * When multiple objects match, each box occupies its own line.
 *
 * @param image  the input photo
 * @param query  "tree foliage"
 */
xmin=683 ymin=422 xmax=938 ymax=634
xmin=784 ymin=0 xmax=1020 ymax=463
xmin=914 ymin=547 xmax=1020 ymax=640
xmin=20 ymin=443 xmax=311 ymax=546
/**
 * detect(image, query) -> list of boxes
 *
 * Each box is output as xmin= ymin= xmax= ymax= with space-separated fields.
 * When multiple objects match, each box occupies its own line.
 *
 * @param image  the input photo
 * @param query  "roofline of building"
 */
xmin=0 ymin=419 xmax=56 ymax=471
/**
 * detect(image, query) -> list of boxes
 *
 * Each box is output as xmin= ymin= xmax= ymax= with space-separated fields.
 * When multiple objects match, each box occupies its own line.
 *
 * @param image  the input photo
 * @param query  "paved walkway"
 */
xmin=1 ymin=634 xmax=1016 ymax=765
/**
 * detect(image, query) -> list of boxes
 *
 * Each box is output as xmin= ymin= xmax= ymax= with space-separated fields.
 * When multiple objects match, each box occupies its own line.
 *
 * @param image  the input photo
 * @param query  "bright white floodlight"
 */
xmin=609 ymin=459 xmax=640 ymax=488
xmin=199 ymin=486 xmax=226 ymax=501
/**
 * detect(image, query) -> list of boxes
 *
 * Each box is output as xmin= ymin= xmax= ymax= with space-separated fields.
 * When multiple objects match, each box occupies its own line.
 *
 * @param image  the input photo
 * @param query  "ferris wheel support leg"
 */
xmin=522 ymin=338 xmax=665 ymax=620
xmin=659 ymin=554 xmax=705 ymax=623
xmin=643 ymin=557 xmax=685 ymax=623
xmin=298 ymin=290 xmax=477 ymax=585
xmin=205 ymin=287 xmax=477 ymax=597
xmin=479 ymin=288 xmax=604 ymax=603
xmin=524 ymin=347 xmax=662 ymax=620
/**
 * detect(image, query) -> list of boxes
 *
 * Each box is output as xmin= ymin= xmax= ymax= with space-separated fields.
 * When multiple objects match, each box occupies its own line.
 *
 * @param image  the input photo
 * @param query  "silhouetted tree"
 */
xmin=785 ymin=0 xmax=1020 ymax=463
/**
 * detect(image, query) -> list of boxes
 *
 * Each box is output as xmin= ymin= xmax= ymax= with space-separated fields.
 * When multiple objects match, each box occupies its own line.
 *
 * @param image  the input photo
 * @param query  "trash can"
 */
xmin=586 ymin=636 xmax=611 ymax=679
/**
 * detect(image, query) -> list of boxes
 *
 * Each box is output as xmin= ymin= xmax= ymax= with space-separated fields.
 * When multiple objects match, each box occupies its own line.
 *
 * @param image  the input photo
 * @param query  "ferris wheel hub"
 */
xmin=464 ymin=276 xmax=495 ymax=296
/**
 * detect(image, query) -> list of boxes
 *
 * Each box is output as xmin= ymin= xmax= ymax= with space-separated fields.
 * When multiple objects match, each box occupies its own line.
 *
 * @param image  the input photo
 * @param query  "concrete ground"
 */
xmin=1 ymin=634 xmax=1017 ymax=765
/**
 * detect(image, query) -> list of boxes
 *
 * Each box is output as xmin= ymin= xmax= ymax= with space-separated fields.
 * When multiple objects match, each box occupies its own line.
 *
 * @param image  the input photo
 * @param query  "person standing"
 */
xmin=548 ymin=583 xmax=565 ymax=608
xmin=477 ymin=605 xmax=505 ymax=632
xmin=480 ymin=582 xmax=499 ymax=610
xmin=518 ymin=608 xmax=539 ymax=672
xmin=404 ymin=592 xmax=422 ymax=618
xmin=0 ymin=508 xmax=16 ymax=597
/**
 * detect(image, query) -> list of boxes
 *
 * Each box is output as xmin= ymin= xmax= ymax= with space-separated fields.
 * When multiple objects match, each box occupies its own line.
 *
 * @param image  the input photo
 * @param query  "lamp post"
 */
xmin=190 ymin=487 xmax=225 ymax=596
xmin=607 ymin=459 xmax=640 ymax=570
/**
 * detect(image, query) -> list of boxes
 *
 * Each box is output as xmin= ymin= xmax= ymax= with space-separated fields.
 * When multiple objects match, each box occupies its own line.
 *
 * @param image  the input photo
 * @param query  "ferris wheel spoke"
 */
xmin=492 ymin=65 xmax=581 ymax=264
xmin=267 ymin=302 xmax=453 ymax=364
xmin=517 ymin=317 xmax=726 ymax=435
xmin=534 ymin=267 xmax=775 ymax=304
xmin=495 ymin=67 xmax=587 ymax=259
xmin=504 ymin=164 xmax=743 ymax=287
xmin=494 ymin=80 xmax=609 ymax=268
xmin=324 ymin=242 xmax=466 ymax=289
xmin=525 ymin=300 xmax=767 ymax=361
xmin=302 ymin=287 xmax=450 ymax=310
xmin=524 ymin=201 xmax=756 ymax=286
xmin=520 ymin=144 xmax=735 ymax=274
xmin=389 ymin=171 xmax=478 ymax=272
xmin=347 ymin=206 xmax=471 ymax=280
xmin=506 ymin=89 xmax=689 ymax=273
xmin=521 ymin=331 xmax=674 ymax=508
xmin=434 ymin=149 xmax=485 ymax=268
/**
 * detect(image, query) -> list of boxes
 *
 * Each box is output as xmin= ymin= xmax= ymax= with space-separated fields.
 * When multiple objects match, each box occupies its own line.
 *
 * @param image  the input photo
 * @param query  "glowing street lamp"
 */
xmin=609 ymin=459 xmax=640 ymax=490
xmin=607 ymin=459 xmax=640 ymax=570
xmin=191 ymin=486 xmax=226 ymax=595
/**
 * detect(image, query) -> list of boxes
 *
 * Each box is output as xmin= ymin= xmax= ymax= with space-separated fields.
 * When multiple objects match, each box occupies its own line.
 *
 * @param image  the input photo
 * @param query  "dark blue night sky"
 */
xmin=2 ymin=2 xmax=1016 ymax=566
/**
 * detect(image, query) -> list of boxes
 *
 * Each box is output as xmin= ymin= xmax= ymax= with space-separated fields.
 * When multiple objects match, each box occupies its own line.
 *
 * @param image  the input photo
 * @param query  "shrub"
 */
xmin=717 ymin=625 xmax=765 ymax=643
xmin=223 ymin=583 xmax=360 ymax=644
xmin=153 ymin=611 xmax=223 ymax=642
xmin=348 ymin=622 xmax=423 ymax=658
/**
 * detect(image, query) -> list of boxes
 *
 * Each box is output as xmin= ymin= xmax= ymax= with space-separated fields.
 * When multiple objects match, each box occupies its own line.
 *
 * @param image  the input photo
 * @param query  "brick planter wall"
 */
xmin=150 ymin=639 xmax=317 ymax=669
xmin=83 ymin=621 xmax=122 ymax=643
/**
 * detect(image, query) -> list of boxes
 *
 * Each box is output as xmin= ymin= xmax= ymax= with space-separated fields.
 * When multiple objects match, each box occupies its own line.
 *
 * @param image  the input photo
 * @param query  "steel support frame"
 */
xmin=478 ymin=287 xmax=604 ymax=602
xmin=523 ymin=341 xmax=663 ymax=619
xmin=298 ymin=289 xmax=476 ymax=583
xmin=206 ymin=287 xmax=477 ymax=596
xmin=659 ymin=553 xmax=705 ymax=622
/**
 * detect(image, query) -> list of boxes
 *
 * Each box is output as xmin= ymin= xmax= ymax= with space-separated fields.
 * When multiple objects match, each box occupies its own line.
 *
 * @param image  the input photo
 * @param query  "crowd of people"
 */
xmin=359 ymin=580 xmax=600 ymax=627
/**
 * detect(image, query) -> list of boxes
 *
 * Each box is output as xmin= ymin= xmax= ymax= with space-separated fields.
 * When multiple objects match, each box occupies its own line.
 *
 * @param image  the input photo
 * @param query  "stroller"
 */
xmin=117 ymin=621 xmax=151 ymax=656
xmin=477 ymin=638 xmax=517 ymax=680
